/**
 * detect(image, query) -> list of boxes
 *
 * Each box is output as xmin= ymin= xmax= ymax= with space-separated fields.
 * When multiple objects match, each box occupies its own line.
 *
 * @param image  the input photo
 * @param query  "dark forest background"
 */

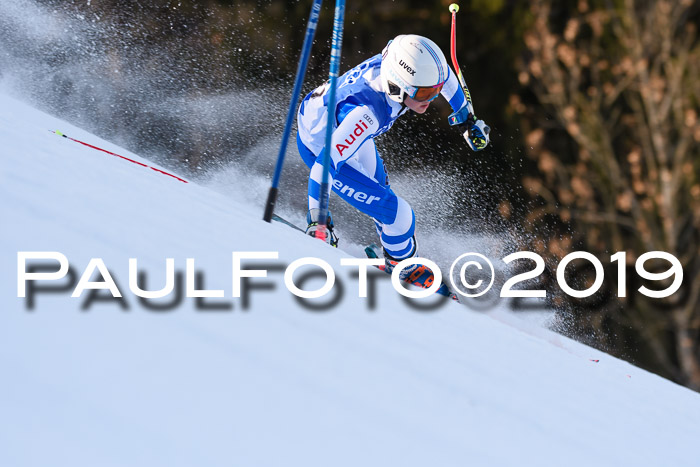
xmin=2 ymin=0 xmax=699 ymax=390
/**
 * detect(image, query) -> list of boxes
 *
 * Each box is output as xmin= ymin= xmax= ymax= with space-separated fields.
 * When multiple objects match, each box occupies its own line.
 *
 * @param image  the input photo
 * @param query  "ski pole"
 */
xmin=448 ymin=3 xmax=474 ymax=108
xmin=316 ymin=0 xmax=346 ymax=242
xmin=263 ymin=0 xmax=323 ymax=223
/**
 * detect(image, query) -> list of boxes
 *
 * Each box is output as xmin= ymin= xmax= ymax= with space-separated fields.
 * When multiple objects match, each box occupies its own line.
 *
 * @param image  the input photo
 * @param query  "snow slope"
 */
xmin=1 ymin=92 xmax=700 ymax=467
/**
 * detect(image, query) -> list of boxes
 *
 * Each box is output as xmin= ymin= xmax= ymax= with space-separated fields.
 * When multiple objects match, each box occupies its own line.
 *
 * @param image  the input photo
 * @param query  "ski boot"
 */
xmin=365 ymin=241 xmax=455 ymax=298
xmin=305 ymin=209 xmax=339 ymax=247
xmin=382 ymin=239 xmax=436 ymax=288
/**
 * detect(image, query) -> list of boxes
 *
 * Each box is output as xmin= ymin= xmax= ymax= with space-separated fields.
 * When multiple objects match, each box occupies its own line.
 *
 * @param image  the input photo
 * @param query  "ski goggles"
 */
xmin=410 ymin=82 xmax=445 ymax=102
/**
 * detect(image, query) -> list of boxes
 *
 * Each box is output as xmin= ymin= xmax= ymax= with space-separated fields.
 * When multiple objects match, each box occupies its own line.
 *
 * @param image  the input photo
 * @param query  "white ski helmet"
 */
xmin=380 ymin=34 xmax=449 ymax=103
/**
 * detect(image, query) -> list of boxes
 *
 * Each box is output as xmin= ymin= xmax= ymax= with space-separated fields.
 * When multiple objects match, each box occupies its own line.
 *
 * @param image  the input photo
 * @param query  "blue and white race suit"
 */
xmin=297 ymin=53 xmax=471 ymax=259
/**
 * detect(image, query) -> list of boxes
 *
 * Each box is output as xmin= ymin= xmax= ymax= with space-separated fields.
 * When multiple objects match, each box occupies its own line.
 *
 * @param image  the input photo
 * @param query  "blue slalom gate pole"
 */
xmin=263 ymin=0 xmax=323 ymax=223
xmin=316 ymin=0 xmax=345 ymax=242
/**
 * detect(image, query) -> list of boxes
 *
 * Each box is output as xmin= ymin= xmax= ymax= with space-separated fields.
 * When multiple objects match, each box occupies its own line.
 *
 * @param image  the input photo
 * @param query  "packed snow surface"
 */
xmin=2 ymin=92 xmax=700 ymax=467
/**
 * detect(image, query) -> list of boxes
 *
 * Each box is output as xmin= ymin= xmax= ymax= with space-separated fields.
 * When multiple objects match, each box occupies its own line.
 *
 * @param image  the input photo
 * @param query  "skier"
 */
xmin=297 ymin=34 xmax=489 ymax=281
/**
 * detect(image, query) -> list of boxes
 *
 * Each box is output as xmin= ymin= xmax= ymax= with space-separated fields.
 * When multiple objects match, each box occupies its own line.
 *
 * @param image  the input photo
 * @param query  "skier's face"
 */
xmin=404 ymin=95 xmax=431 ymax=114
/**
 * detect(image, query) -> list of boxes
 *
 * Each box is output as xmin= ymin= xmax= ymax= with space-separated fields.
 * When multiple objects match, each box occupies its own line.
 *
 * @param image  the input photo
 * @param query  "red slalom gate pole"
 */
xmin=449 ymin=3 xmax=474 ymax=107
xmin=53 ymin=130 xmax=188 ymax=183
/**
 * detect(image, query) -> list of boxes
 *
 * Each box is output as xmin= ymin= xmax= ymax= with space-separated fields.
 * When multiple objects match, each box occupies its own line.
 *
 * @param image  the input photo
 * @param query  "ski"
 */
xmin=271 ymin=213 xmax=305 ymax=233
